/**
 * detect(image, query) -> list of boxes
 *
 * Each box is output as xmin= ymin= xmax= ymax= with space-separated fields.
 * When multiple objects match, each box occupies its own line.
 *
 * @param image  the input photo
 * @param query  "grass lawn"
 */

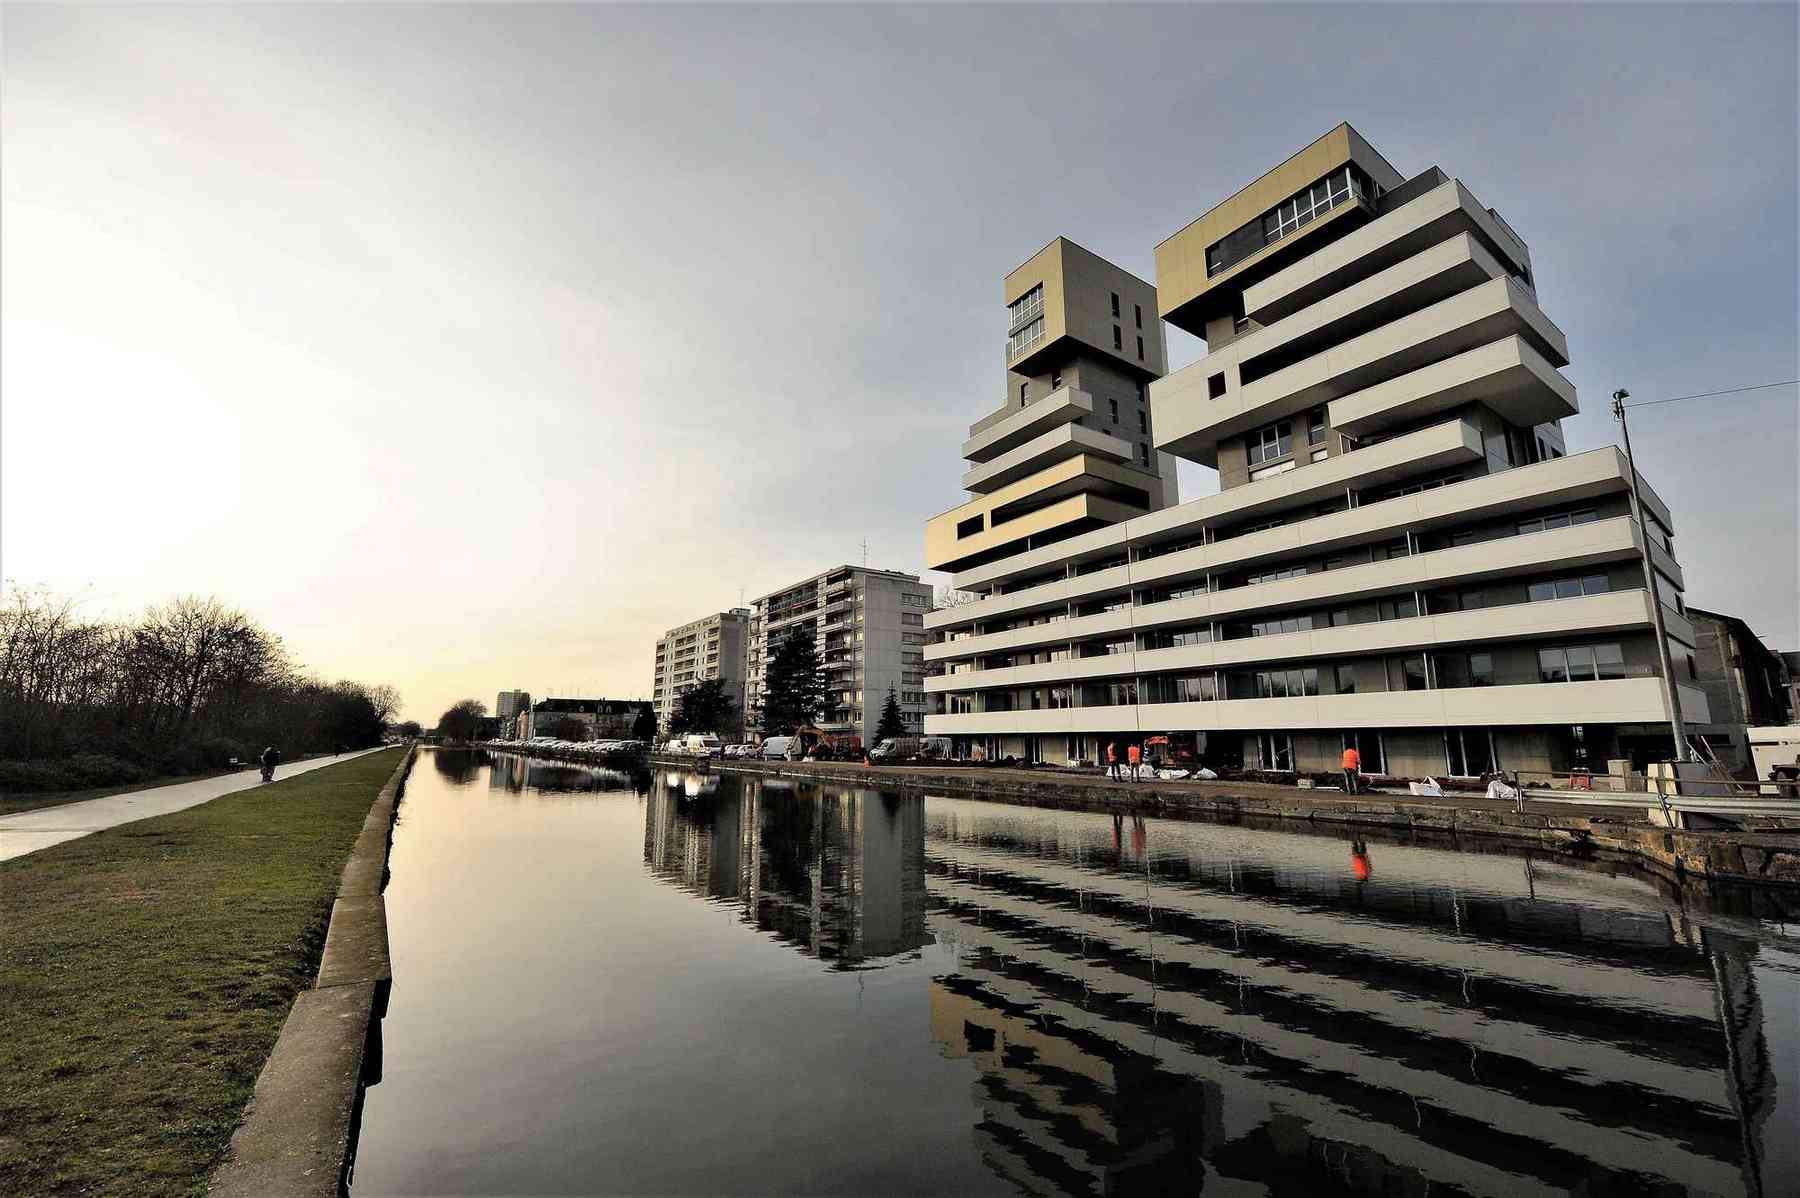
xmin=0 ymin=754 xmax=335 ymax=818
xmin=0 ymin=747 xmax=404 ymax=1198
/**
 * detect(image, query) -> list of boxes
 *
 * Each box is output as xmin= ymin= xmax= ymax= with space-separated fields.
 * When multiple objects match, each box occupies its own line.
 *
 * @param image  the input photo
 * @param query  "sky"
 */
xmin=3 ymin=3 xmax=1796 ymax=725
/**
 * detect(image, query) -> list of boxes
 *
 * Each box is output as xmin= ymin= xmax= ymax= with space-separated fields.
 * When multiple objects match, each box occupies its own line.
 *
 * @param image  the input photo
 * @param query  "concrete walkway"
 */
xmin=0 ymin=748 xmax=389 ymax=863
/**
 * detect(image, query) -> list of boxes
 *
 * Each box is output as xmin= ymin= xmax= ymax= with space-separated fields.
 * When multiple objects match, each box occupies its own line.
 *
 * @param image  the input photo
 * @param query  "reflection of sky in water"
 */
xmin=354 ymin=750 xmax=1799 ymax=1197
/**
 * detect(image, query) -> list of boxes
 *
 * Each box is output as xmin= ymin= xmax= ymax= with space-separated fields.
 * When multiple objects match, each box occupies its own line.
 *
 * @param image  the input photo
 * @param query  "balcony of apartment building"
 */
xmin=926 ymin=505 xmax=1685 ymax=667
xmin=931 ymin=438 xmax=1673 ymax=636
xmin=1153 ymin=235 xmax=1568 ymax=469
xmin=926 ymin=453 xmax=1159 ymax=575
xmin=961 ymin=386 xmax=1096 ymax=464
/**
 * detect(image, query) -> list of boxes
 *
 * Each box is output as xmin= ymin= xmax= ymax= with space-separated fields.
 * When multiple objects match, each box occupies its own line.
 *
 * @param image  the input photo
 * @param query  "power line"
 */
xmin=1621 ymin=379 xmax=1797 ymax=409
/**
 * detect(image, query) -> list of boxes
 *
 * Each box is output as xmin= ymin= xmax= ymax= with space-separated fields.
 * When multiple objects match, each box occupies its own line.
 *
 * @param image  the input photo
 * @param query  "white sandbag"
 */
xmin=1409 ymin=778 xmax=1444 ymax=797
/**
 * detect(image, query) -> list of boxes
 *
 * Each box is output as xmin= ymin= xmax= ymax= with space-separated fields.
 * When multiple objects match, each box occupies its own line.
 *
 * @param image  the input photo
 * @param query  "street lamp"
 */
xmin=1611 ymin=388 xmax=1691 ymax=764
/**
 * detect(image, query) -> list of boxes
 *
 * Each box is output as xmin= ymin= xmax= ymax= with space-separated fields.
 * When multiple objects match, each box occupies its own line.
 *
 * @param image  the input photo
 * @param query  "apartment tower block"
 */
xmin=745 ymin=565 xmax=934 ymax=746
xmin=652 ymin=610 xmax=750 ymax=735
xmin=924 ymin=125 xmax=1709 ymax=776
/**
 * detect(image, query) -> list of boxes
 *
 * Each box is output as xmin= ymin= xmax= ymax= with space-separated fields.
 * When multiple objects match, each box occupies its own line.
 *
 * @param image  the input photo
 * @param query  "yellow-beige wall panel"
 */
xmin=1155 ymin=125 xmax=1405 ymax=331
xmin=927 ymin=487 xmax=1148 ymax=573
xmin=1005 ymin=238 xmax=1164 ymax=378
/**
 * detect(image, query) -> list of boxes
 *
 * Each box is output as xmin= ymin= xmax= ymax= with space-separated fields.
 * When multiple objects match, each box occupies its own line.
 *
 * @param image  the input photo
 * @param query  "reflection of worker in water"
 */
xmin=1131 ymin=814 xmax=1147 ymax=860
xmin=1350 ymin=838 xmax=1372 ymax=882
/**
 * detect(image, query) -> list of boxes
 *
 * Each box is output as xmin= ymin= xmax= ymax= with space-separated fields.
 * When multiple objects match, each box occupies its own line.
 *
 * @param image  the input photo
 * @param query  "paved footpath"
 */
xmin=0 ymin=747 xmax=388 ymax=863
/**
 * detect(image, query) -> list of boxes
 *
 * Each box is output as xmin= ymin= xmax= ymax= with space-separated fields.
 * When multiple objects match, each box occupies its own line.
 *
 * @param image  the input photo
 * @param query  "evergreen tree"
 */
xmin=671 ymin=677 xmax=736 ymax=738
xmin=875 ymin=684 xmax=906 ymax=743
xmin=760 ymin=631 xmax=825 ymax=734
xmin=630 ymin=701 xmax=657 ymax=742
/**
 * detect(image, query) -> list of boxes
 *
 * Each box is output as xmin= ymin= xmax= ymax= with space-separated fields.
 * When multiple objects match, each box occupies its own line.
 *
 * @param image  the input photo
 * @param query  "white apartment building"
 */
xmin=924 ymin=124 xmax=1710 ymax=777
xmin=652 ymin=610 xmax=750 ymax=735
xmin=745 ymin=565 xmax=934 ymax=745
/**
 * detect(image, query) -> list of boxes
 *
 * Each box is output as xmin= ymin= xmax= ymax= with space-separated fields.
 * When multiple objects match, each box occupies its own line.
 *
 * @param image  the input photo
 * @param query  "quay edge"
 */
xmin=209 ymin=744 xmax=418 ymax=1198
xmin=649 ymin=754 xmax=1800 ymax=891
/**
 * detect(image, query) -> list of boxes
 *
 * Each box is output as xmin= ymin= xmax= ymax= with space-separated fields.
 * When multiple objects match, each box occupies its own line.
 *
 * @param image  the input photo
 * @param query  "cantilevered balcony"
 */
xmin=961 ymin=387 xmax=1092 ymax=463
xmin=927 ymin=512 xmax=1654 ymax=662
xmin=1242 ymin=178 xmax=1533 ymax=326
xmin=926 ymin=589 xmax=1663 ymax=693
xmin=1155 ymin=273 xmax=1568 ymax=468
xmin=1329 ymin=336 xmax=1576 ymax=437
xmin=961 ymin=423 xmax=1133 ymax=493
xmin=925 ymin=676 xmax=1711 ymax=737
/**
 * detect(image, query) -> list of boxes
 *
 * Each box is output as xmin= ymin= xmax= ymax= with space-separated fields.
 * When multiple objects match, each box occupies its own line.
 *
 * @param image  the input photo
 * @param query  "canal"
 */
xmin=350 ymin=747 xmax=1799 ymax=1196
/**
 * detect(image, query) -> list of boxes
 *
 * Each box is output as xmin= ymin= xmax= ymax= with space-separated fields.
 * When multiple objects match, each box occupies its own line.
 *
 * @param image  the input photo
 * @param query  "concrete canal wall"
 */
xmin=210 ymin=745 xmax=417 ymax=1198
xmin=652 ymin=754 xmax=1800 ymax=890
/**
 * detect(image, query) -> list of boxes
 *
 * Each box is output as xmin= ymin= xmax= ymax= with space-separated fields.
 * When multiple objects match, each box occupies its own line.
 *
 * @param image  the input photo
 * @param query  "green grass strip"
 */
xmin=0 ymin=747 xmax=403 ymax=1197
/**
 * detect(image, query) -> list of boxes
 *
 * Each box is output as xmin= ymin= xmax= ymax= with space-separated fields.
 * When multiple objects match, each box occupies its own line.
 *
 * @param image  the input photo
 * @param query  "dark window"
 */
xmin=1400 ymin=655 xmax=1428 ymax=690
xmin=1139 ymin=443 xmax=1150 ymax=465
xmin=1334 ymin=664 xmax=1357 ymax=694
xmin=1109 ymin=398 xmax=1119 ymax=422
xmin=1207 ymin=373 xmax=1227 ymax=399
xmin=956 ymin=515 xmax=984 ymax=539
xmin=1134 ymin=304 xmax=1142 ymax=328
xmin=1019 ymin=382 xmax=1027 ymax=404
xmin=1051 ymin=371 xmax=1062 ymax=389
xmin=1307 ymin=408 xmax=1327 ymax=445
xmin=1136 ymin=336 xmax=1145 ymax=360
xmin=1113 ymin=326 xmax=1123 ymax=350
xmin=1138 ymin=412 xmax=1148 ymax=434
xmin=1111 ymin=292 xmax=1120 ymax=317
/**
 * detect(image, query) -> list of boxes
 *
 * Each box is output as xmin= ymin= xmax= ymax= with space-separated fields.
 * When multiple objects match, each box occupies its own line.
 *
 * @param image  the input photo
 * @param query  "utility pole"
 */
xmin=1612 ymin=389 xmax=1690 ymax=763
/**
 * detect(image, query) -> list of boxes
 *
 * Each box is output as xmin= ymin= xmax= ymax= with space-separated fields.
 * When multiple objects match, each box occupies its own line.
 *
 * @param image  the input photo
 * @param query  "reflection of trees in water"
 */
xmin=431 ymin=748 xmax=483 ymax=785
xmin=641 ymin=773 xmax=930 ymax=969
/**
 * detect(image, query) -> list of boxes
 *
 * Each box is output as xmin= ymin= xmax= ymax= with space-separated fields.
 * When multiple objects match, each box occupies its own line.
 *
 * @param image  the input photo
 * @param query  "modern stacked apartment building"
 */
xmin=924 ymin=124 xmax=1710 ymax=777
xmin=651 ymin=609 xmax=750 ymax=734
xmin=744 ymin=565 xmax=934 ymax=746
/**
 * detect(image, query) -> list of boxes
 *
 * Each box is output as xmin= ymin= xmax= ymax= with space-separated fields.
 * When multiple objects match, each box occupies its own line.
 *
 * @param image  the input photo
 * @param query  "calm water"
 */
xmin=351 ymin=748 xmax=1800 ymax=1197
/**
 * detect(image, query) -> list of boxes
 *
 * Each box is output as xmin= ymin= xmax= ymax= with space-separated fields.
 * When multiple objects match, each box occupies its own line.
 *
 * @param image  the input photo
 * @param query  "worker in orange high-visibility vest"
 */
xmin=1126 ymin=742 xmax=1142 ymax=782
xmin=1341 ymin=745 xmax=1361 ymax=794
xmin=1106 ymin=741 xmax=1120 ymax=781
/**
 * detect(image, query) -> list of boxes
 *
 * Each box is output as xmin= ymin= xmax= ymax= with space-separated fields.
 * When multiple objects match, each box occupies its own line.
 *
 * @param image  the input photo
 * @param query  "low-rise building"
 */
xmin=1686 ymin=606 xmax=1793 ymax=768
xmin=523 ymin=697 xmax=640 ymax=741
xmin=652 ymin=610 xmax=750 ymax=735
xmin=745 ymin=565 xmax=934 ymax=745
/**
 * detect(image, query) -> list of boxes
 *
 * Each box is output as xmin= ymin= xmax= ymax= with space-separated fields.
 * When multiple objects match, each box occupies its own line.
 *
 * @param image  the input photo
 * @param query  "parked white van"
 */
xmin=684 ymin=733 xmax=722 ymax=755
xmin=760 ymin=736 xmax=797 ymax=760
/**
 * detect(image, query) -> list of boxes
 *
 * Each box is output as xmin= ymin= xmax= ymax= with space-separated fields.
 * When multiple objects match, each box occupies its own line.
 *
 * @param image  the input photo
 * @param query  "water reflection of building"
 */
xmin=483 ymin=750 xmax=646 ymax=795
xmin=643 ymin=775 xmax=931 ymax=969
xmin=924 ymin=798 xmax=1778 ymax=1197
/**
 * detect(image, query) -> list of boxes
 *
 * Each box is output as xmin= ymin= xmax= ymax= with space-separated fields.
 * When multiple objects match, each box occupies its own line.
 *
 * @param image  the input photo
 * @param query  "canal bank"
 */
xmin=652 ymin=755 xmax=1800 ymax=890
xmin=209 ymin=744 xmax=416 ymax=1198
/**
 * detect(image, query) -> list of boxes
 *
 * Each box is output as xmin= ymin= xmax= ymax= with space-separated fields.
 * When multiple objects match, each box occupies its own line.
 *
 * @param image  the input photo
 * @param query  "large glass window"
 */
xmin=1005 ymin=315 xmax=1045 ymax=360
xmin=1254 ymin=667 xmax=1319 ymax=698
xmin=1517 ymin=508 xmax=1598 ymax=535
xmin=1528 ymin=574 xmax=1610 ymax=602
xmin=1261 ymin=167 xmax=1357 ymax=245
xmin=1247 ymin=420 xmax=1294 ymax=466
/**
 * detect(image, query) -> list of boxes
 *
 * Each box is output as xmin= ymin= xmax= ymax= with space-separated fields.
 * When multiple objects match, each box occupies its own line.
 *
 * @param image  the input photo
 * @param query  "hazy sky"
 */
xmin=4 ymin=3 xmax=1796 ymax=723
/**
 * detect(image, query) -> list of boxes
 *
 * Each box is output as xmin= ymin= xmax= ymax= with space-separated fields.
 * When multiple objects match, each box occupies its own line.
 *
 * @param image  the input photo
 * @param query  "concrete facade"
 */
xmin=1686 ymin=606 xmax=1793 ymax=768
xmin=744 ymin=565 xmax=933 ymax=745
xmin=495 ymin=690 xmax=531 ymax=726
xmin=926 ymin=238 xmax=1178 ymax=575
xmin=651 ymin=609 xmax=750 ymax=735
xmin=924 ymin=125 xmax=1709 ymax=778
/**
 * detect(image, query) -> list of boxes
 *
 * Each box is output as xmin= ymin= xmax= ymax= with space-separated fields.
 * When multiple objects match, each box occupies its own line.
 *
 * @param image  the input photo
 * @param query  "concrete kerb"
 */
xmin=658 ymin=754 xmax=1800 ymax=889
xmin=210 ymin=744 xmax=417 ymax=1198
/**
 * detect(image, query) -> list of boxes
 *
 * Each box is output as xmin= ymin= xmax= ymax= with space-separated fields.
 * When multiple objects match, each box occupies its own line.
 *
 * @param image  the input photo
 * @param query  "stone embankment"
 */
xmin=652 ymin=754 xmax=1800 ymax=890
xmin=210 ymin=745 xmax=417 ymax=1198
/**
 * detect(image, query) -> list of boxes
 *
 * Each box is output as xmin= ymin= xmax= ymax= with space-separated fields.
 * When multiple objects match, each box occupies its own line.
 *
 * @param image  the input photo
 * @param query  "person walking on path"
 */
xmin=1126 ymin=742 xmax=1143 ymax=782
xmin=1106 ymin=741 xmax=1120 ymax=781
xmin=1341 ymin=744 xmax=1361 ymax=794
xmin=259 ymin=744 xmax=282 ymax=783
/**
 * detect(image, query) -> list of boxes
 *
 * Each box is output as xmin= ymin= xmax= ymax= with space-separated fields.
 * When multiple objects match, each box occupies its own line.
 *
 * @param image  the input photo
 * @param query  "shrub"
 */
xmin=158 ymin=743 xmax=209 ymax=776
xmin=61 ymin=754 xmax=153 ymax=788
xmin=198 ymin=737 xmax=250 ymax=768
xmin=0 ymin=760 xmax=78 ymax=792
